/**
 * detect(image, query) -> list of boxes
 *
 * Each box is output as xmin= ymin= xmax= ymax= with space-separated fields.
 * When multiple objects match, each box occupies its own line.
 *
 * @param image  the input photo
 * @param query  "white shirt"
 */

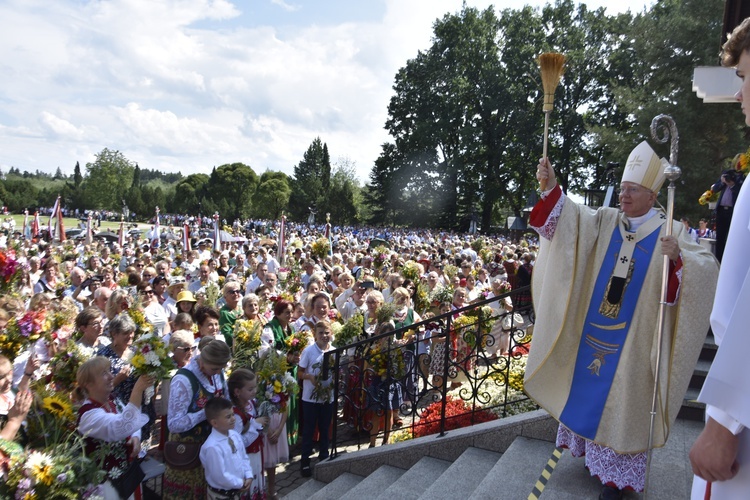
xmin=78 ymin=400 xmax=146 ymax=443
xmin=200 ymin=428 xmax=253 ymax=490
xmin=299 ymin=342 xmax=334 ymax=403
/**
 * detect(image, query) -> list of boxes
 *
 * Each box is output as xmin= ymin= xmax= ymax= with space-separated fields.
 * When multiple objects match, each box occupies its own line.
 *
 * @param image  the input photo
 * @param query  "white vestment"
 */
xmin=692 ymin=179 xmax=750 ymax=499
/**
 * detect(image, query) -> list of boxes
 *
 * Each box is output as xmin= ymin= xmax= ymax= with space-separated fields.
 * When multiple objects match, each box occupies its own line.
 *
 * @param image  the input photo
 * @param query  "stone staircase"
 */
xmin=282 ymin=406 xmax=703 ymax=500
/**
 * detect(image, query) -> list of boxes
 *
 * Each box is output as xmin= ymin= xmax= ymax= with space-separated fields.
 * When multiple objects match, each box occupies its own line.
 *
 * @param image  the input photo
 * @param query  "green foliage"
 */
xmin=83 ymin=148 xmax=135 ymax=210
xmin=289 ymin=137 xmax=332 ymax=221
xmin=206 ymin=163 xmax=259 ymax=220
xmin=254 ymin=174 xmax=291 ymax=220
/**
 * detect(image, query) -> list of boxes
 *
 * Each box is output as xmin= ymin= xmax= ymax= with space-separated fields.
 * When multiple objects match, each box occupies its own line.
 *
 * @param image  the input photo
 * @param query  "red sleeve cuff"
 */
xmin=666 ymin=256 xmax=682 ymax=302
xmin=529 ymin=184 xmax=562 ymax=227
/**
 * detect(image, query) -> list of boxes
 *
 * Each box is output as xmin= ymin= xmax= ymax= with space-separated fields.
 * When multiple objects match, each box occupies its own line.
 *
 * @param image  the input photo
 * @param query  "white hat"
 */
xmin=622 ymin=141 xmax=668 ymax=193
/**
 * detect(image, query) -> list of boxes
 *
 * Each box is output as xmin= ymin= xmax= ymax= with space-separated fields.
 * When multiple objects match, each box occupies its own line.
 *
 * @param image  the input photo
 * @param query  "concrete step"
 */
xmin=536 ymin=419 xmax=702 ymax=499
xmin=309 ymin=472 xmax=363 ymax=500
xmin=469 ymin=436 xmax=555 ymax=500
xmin=282 ymin=478 xmax=326 ymax=500
xmin=418 ymin=447 xmax=502 ymax=500
xmin=376 ymin=457 xmax=452 ymax=500
xmin=344 ymin=465 xmax=405 ymax=499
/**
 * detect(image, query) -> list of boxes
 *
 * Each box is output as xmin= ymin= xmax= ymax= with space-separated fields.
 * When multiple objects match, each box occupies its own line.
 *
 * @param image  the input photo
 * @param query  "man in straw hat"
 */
xmin=527 ymin=143 xmax=718 ymax=499
xmin=689 ymin=17 xmax=750 ymax=499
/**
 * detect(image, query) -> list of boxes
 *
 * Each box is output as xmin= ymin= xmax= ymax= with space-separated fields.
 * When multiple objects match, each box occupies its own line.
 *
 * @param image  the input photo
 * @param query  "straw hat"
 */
xmin=176 ymin=290 xmax=197 ymax=303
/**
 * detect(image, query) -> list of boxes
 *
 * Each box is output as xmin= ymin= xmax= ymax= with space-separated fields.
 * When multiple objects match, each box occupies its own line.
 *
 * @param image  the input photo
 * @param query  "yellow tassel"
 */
xmin=538 ymin=53 xmax=566 ymax=112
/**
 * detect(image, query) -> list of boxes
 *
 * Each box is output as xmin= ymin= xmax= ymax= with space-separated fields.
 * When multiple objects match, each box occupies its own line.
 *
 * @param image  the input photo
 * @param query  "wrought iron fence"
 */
xmin=321 ymin=286 xmax=536 ymax=457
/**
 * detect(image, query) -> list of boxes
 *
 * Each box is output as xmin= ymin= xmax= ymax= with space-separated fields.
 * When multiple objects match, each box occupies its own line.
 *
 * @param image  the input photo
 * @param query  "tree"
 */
xmin=173 ymin=174 xmax=209 ymax=214
xmin=254 ymin=173 xmax=291 ymax=220
xmin=289 ymin=138 xmax=332 ymax=221
xmin=206 ymin=163 xmax=258 ymax=220
xmin=327 ymin=161 xmax=359 ymax=225
xmin=83 ymin=148 xmax=135 ymax=210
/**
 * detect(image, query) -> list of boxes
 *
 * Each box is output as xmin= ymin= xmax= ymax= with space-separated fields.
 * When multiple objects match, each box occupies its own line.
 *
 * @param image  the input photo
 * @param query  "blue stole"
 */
xmin=558 ymin=217 xmax=663 ymax=440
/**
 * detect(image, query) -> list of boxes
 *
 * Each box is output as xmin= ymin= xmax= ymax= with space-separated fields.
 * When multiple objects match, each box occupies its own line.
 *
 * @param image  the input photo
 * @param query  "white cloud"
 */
xmin=271 ymin=0 xmax=300 ymax=13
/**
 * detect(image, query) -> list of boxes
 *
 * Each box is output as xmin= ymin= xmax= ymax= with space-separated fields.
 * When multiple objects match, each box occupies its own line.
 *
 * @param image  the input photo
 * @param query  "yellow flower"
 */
xmin=42 ymin=394 xmax=73 ymax=420
xmin=130 ymin=353 xmax=146 ymax=369
xmin=32 ymin=464 xmax=54 ymax=486
xmin=273 ymin=380 xmax=283 ymax=393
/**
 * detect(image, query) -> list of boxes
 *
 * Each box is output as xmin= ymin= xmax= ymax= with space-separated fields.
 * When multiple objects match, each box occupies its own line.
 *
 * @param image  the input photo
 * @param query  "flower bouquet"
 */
xmin=1 ymin=440 xmax=107 ymax=500
xmin=698 ymin=189 xmax=719 ymax=207
xmin=232 ymin=318 xmax=263 ymax=370
xmin=366 ymin=342 xmax=405 ymax=379
xmin=284 ymin=331 xmax=309 ymax=356
xmin=371 ymin=246 xmax=389 ymax=270
xmin=0 ymin=310 xmax=50 ymax=361
xmin=25 ymin=384 xmax=78 ymax=450
xmin=400 ymin=260 xmax=422 ymax=283
xmin=333 ymin=313 xmax=364 ymax=349
xmin=127 ymin=301 xmax=154 ymax=337
xmin=256 ymin=350 xmax=299 ymax=415
xmin=733 ymin=147 xmax=750 ymax=175
xmin=278 ymin=263 xmax=303 ymax=295
xmin=310 ymin=237 xmax=330 ymax=260
xmin=128 ymin=333 xmax=175 ymax=381
xmin=0 ymin=248 xmax=23 ymax=294
xmin=47 ymin=341 xmax=96 ymax=394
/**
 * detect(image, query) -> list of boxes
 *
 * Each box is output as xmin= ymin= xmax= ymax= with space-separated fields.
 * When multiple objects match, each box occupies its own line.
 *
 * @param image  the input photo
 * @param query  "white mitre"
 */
xmin=621 ymin=141 xmax=668 ymax=193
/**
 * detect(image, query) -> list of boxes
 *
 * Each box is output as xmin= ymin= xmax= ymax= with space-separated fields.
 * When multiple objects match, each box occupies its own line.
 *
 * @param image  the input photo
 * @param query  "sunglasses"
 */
xmin=140 ymin=289 xmax=154 ymax=295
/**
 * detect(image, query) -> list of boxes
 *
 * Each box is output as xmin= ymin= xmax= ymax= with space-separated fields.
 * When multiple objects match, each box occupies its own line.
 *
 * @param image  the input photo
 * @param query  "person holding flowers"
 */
xmin=241 ymin=293 xmax=268 ymax=329
xmin=164 ymin=337 xmax=231 ymax=499
xmin=256 ymin=349 xmax=297 ymax=498
xmin=228 ymin=368 xmax=270 ymax=499
xmin=75 ymin=356 xmax=154 ymax=500
xmin=298 ymin=320 xmax=334 ymax=477
xmin=97 ymin=313 xmax=158 ymax=448
xmin=260 ymin=299 xmax=294 ymax=356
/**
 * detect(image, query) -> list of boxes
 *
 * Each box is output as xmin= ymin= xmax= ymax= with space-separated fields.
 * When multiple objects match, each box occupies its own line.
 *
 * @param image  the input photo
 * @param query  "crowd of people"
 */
xmin=0 ymin=214 xmax=538 ymax=499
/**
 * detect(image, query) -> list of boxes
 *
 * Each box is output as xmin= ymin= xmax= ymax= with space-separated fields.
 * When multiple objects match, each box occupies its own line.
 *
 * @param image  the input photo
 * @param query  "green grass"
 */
xmin=6 ymin=215 xmax=148 ymax=232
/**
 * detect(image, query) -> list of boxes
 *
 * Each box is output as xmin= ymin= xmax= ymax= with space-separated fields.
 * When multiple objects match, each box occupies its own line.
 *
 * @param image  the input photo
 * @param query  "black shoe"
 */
xmin=599 ymin=485 xmax=623 ymax=500
xmin=301 ymin=464 xmax=312 ymax=477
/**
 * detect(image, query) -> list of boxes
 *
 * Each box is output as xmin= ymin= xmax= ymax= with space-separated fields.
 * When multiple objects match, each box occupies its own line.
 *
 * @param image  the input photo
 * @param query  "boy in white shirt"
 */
xmin=298 ymin=320 xmax=335 ymax=477
xmin=200 ymin=397 xmax=254 ymax=500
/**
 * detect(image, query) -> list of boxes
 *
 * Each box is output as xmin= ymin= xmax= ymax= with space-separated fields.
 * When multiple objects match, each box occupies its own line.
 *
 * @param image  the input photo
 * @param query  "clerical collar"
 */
xmin=623 ymin=208 xmax=657 ymax=232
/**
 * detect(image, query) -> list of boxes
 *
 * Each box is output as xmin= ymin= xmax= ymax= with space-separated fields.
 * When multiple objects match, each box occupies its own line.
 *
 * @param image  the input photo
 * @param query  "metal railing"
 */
xmin=321 ymin=286 xmax=536 ymax=457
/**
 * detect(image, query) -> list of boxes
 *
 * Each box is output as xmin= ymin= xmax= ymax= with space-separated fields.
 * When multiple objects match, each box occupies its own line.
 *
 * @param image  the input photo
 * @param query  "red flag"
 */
xmin=279 ymin=214 xmax=286 ymax=265
xmin=57 ymin=202 xmax=66 ymax=242
xmin=183 ymin=223 xmax=191 ymax=252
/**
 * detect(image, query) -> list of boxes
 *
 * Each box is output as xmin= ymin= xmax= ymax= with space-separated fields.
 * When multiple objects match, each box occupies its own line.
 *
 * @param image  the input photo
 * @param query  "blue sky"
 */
xmin=0 ymin=0 xmax=654 ymax=185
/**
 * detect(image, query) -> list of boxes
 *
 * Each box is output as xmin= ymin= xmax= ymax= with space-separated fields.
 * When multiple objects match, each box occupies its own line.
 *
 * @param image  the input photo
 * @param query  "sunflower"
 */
xmin=42 ymin=395 xmax=73 ymax=420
